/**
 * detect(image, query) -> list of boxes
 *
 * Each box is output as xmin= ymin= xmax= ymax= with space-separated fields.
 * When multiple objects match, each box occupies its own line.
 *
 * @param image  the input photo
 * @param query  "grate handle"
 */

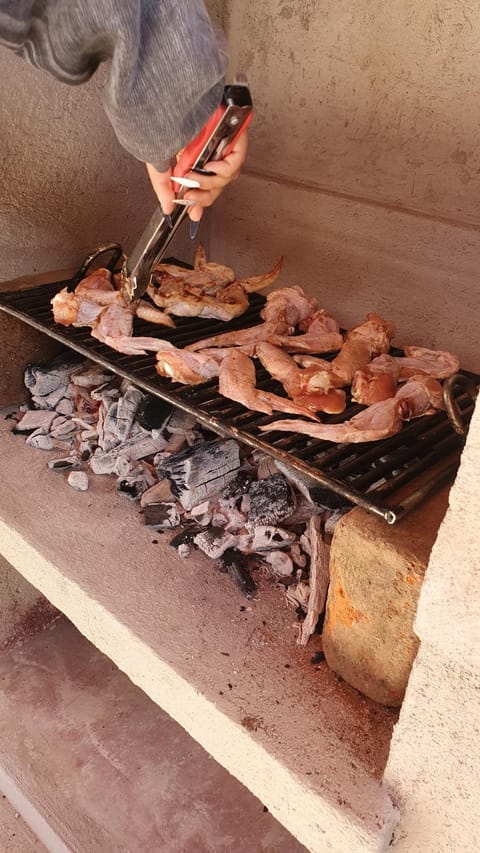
xmin=68 ymin=243 xmax=124 ymax=291
xmin=443 ymin=373 xmax=478 ymax=437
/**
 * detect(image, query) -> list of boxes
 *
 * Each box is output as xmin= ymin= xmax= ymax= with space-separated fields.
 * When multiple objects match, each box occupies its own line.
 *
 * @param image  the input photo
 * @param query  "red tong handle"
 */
xmin=173 ymin=85 xmax=253 ymax=184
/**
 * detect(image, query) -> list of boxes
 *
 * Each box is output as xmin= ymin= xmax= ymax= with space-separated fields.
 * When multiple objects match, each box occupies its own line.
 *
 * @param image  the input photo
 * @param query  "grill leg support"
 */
xmin=322 ymin=485 xmax=450 ymax=706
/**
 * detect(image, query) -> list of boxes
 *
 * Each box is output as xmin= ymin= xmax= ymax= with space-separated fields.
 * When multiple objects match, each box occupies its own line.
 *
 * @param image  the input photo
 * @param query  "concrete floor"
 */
xmin=0 ymin=620 xmax=307 ymax=852
xmin=0 ymin=793 xmax=45 ymax=852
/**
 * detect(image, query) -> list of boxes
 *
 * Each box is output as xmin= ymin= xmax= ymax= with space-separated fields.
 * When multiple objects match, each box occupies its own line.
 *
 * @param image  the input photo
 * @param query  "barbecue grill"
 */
xmin=1 ymin=245 xmax=477 ymax=524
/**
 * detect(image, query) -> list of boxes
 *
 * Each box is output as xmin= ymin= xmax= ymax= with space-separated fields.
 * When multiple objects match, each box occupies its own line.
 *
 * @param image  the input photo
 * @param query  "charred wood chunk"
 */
xmin=158 ymin=439 xmax=240 ymax=511
xmin=220 ymin=549 xmax=256 ymax=599
xmin=221 ymin=469 xmax=253 ymax=501
xmin=14 ymin=410 xmax=57 ymax=434
xmin=193 ymin=527 xmax=238 ymax=559
xmin=250 ymin=525 xmax=296 ymax=552
xmin=248 ymin=474 xmax=296 ymax=526
xmin=24 ymin=356 xmax=79 ymax=398
xmin=169 ymin=524 xmax=203 ymax=548
xmin=137 ymin=395 xmax=173 ymax=431
xmin=143 ymin=502 xmax=181 ymax=529
xmin=165 ymin=409 xmax=198 ymax=435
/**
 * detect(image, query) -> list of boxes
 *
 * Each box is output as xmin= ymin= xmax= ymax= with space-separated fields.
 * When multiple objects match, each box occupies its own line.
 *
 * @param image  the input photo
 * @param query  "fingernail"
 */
xmin=172 ymin=198 xmax=195 ymax=206
xmin=189 ymin=219 xmax=201 ymax=240
xmin=170 ymin=176 xmax=201 ymax=189
xmin=191 ymin=167 xmax=217 ymax=177
xmin=165 ymin=214 xmax=173 ymax=229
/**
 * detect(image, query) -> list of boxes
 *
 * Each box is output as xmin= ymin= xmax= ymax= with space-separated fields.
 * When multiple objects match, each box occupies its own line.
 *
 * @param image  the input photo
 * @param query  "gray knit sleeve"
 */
xmin=0 ymin=0 xmax=228 ymax=170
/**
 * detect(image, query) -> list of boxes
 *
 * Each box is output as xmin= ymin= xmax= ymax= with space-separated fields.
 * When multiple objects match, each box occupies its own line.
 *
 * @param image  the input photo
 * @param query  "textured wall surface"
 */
xmin=210 ymin=0 xmax=480 ymax=372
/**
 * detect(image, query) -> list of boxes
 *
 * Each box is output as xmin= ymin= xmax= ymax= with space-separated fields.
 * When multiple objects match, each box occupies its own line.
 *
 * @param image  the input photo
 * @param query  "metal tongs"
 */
xmin=120 ymin=74 xmax=253 ymax=303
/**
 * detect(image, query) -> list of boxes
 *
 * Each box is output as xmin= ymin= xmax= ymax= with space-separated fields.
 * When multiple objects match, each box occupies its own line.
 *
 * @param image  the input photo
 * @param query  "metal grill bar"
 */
xmin=0 ymin=273 xmax=476 ymax=524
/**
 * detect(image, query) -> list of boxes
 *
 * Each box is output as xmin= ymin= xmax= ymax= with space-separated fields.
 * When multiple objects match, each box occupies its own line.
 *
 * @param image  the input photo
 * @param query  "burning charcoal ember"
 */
xmin=247 ymin=474 xmax=296 ymax=526
xmin=24 ymin=358 xmax=78 ymax=398
xmin=250 ymin=526 xmax=296 ymax=552
xmin=298 ymin=516 xmax=330 ymax=646
xmin=265 ymin=550 xmax=294 ymax=577
xmin=159 ymin=439 xmax=240 ymax=512
xmin=31 ymin=384 xmax=69 ymax=410
xmin=25 ymin=431 xmax=55 ymax=451
xmin=140 ymin=479 xmax=174 ymax=508
xmin=67 ymin=471 xmax=89 ymax=491
xmin=165 ymin=409 xmax=197 ymax=435
xmin=143 ymin=502 xmax=181 ymax=529
xmin=193 ymin=527 xmax=238 ymax=559
xmin=220 ymin=549 xmax=256 ymax=599
xmin=137 ymin=395 xmax=173 ymax=431
xmin=116 ymin=462 xmax=156 ymax=500
xmin=169 ymin=525 xmax=203 ymax=548
xmin=56 ymin=398 xmax=74 ymax=416
xmin=14 ymin=410 xmax=57 ymax=434
xmin=48 ymin=455 xmax=80 ymax=471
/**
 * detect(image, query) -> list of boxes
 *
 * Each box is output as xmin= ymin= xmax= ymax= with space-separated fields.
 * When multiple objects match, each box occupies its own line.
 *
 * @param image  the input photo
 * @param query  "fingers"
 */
xmin=146 ymin=163 xmax=175 ymax=215
xmin=180 ymin=130 xmax=249 ymax=218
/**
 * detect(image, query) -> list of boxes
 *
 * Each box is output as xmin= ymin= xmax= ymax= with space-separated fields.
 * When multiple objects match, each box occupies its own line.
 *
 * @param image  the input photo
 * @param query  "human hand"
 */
xmin=146 ymin=129 xmax=248 ymax=224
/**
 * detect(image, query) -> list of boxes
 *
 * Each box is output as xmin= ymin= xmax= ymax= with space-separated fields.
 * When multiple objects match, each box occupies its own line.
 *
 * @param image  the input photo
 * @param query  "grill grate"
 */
xmin=0 ymin=271 xmax=476 ymax=523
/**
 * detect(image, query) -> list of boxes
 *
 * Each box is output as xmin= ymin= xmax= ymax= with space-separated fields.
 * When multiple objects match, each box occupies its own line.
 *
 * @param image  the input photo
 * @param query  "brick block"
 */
xmin=323 ymin=488 xmax=449 ymax=706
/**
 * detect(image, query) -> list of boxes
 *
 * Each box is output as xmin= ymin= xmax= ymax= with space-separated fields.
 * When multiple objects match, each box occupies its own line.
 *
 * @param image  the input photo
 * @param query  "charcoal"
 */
xmin=220 ymin=549 xmax=256 ymax=599
xmin=159 ymin=439 xmax=240 ymax=511
xmin=140 ymin=479 xmax=174 ymax=507
xmin=221 ymin=470 xmax=252 ymax=501
xmin=169 ymin=525 xmax=203 ymax=548
xmin=31 ymin=384 xmax=69 ymax=410
xmin=265 ymin=551 xmax=294 ymax=577
xmin=25 ymin=431 xmax=55 ymax=451
xmin=14 ymin=410 xmax=56 ymax=434
xmin=286 ymin=581 xmax=310 ymax=611
xmin=56 ymin=398 xmax=74 ymax=416
xmin=67 ymin=471 xmax=89 ymax=491
xmin=165 ymin=409 xmax=197 ymax=435
xmin=190 ymin=500 xmax=213 ymax=526
xmin=115 ymin=386 xmax=144 ymax=442
xmin=274 ymin=461 xmax=319 ymax=504
xmin=24 ymin=358 xmax=78 ymax=397
xmin=177 ymin=543 xmax=191 ymax=559
xmin=309 ymin=487 xmax=352 ymax=511
xmin=116 ymin=464 xmax=156 ymax=500
xmin=71 ymin=368 xmax=113 ymax=388
xmin=137 ymin=395 xmax=173 ymax=431
xmin=250 ymin=525 xmax=296 ymax=552
xmin=193 ymin=527 xmax=238 ymax=559
xmin=48 ymin=455 xmax=80 ymax=471
xmin=143 ymin=502 xmax=181 ymax=528
xmin=90 ymin=382 xmax=120 ymax=403
xmin=90 ymin=429 xmax=165 ymax=475
xmin=248 ymin=474 xmax=295 ymax=526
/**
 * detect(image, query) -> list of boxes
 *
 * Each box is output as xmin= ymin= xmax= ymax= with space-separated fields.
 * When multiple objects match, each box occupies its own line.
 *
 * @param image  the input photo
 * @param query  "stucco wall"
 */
xmin=211 ymin=0 xmax=480 ymax=372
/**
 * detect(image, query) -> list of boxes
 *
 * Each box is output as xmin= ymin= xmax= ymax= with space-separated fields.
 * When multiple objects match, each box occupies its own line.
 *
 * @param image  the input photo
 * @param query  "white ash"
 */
xmin=56 ymin=398 xmax=74 ymax=416
xmin=25 ymin=431 xmax=55 ymax=451
xmin=31 ymin=384 xmax=69 ymax=410
xmin=15 ymin=410 xmax=57 ymax=433
xmin=67 ymin=471 xmax=89 ymax=491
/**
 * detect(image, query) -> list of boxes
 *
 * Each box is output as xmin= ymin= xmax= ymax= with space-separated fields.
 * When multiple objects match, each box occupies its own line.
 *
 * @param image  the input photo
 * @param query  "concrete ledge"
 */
xmin=0 ymin=418 xmax=398 ymax=852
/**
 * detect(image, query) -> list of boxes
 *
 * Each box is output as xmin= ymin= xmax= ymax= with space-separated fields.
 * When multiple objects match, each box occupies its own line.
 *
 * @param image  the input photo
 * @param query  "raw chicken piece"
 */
xmin=256 ymin=342 xmax=346 ymax=414
xmin=218 ymin=350 xmax=318 ymax=419
xmin=260 ymin=375 xmax=444 ymax=443
xmin=148 ymin=249 xmax=283 ymax=321
xmin=156 ymin=346 xmax=221 ymax=385
xmin=271 ymin=310 xmax=343 ymax=354
xmin=330 ymin=313 xmax=395 ymax=386
xmin=351 ymin=354 xmax=401 ymax=405
xmin=395 ymin=346 xmax=460 ymax=380
xmin=260 ymin=398 xmax=403 ymax=443
xmin=187 ymin=286 xmax=318 ymax=352
xmin=395 ymin=374 xmax=444 ymax=418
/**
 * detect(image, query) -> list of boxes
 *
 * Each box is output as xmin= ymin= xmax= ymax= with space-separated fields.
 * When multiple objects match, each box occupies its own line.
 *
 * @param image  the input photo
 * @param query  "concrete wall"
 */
xmin=211 ymin=0 xmax=480 ymax=372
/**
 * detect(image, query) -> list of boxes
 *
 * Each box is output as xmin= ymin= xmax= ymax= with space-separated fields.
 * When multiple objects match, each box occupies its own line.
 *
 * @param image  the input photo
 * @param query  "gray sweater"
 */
xmin=0 ymin=0 xmax=227 ymax=170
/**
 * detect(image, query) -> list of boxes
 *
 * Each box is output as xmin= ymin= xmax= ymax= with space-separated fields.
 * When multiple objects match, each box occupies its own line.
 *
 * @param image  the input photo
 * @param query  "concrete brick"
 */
xmin=322 ymin=488 xmax=449 ymax=706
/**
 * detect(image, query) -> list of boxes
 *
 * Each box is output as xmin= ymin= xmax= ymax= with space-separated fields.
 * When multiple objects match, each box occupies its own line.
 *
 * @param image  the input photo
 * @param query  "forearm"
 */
xmin=0 ymin=0 xmax=227 ymax=168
